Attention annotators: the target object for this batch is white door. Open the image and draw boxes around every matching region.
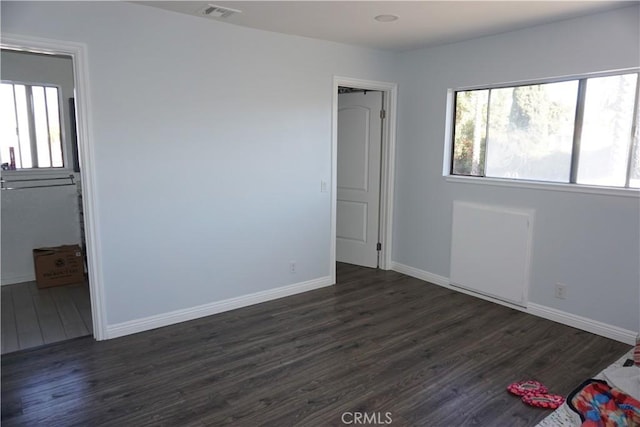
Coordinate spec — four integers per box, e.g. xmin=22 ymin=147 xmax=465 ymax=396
xmin=337 ymin=91 xmax=383 ymax=268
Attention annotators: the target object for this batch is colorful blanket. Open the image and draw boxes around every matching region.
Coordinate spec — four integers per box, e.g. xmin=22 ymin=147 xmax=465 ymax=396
xmin=567 ymin=379 xmax=640 ymax=426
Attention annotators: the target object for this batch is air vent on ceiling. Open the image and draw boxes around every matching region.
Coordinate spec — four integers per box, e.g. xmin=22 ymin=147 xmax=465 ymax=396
xmin=198 ymin=4 xmax=242 ymax=19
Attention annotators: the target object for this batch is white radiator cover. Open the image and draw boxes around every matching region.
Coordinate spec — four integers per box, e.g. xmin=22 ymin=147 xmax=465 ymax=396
xmin=450 ymin=201 xmax=534 ymax=307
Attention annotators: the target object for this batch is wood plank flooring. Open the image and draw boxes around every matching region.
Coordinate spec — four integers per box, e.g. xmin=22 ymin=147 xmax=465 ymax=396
xmin=1 ymin=264 xmax=630 ymax=426
xmin=1 ymin=281 xmax=92 ymax=354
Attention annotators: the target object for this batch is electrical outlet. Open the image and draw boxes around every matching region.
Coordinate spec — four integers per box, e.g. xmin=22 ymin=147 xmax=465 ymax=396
xmin=290 ymin=261 xmax=296 ymax=273
xmin=555 ymin=283 xmax=567 ymax=299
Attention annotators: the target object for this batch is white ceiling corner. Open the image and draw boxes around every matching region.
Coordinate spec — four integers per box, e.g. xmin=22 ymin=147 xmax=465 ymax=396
xmin=136 ymin=1 xmax=635 ymax=52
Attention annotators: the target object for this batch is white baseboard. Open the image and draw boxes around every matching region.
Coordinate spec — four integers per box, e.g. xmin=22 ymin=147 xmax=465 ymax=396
xmin=527 ymin=303 xmax=636 ymax=345
xmin=390 ymin=261 xmax=637 ymax=345
xmin=1 ymin=273 xmax=35 ymax=286
xmin=390 ymin=261 xmax=530 ymax=313
xmin=106 ymin=276 xmax=333 ymax=339
xmin=390 ymin=262 xmax=449 ymax=287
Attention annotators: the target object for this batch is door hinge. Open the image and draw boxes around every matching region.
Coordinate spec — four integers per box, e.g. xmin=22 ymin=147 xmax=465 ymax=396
xmin=376 ymin=242 xmax=382 ymax=251
xmin=380 ymin=109 xmax=386 ymax=119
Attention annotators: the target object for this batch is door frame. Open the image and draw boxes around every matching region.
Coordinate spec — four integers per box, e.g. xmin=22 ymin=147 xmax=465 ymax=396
xmin=2 ymin=33 xmax=107 ymax=340
xmin=331 ymin=76 xmax=398 ymax=282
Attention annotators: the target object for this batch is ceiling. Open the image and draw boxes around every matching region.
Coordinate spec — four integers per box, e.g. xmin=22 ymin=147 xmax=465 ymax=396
xmin=137 ymin=1 xmax=634 ymax=52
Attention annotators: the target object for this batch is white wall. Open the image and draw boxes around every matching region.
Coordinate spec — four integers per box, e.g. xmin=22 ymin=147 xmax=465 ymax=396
xmin=1 ymin=177 xmax=81 ymax=284
xmin=393 ymin=6 xmax=640 ymax=332
xmin=1 ymin=49 xmax=81 ymax=285
xmin=1 ymin=1 xmax=398 ymax=325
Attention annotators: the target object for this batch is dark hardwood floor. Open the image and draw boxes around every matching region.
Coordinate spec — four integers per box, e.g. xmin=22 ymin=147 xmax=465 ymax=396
xmin=1 ymin=263 xmax=630 ymax=426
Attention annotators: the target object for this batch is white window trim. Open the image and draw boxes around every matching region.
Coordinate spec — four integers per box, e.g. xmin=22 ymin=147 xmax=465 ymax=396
xmin=1 ymin=168 xmax=75 ymax=180
xmin=445 ymin=174 xmax=640 ymax=198
xmin=455 ymin=67 xmax=640 ymax=92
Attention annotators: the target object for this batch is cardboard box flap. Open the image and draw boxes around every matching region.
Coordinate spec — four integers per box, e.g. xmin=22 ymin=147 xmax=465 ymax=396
xmin=34 ymin=245 xmax=82 ymax=254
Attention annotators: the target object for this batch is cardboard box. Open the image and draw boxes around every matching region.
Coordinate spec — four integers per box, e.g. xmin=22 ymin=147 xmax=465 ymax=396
xmin=33 ymin=245 xmax=84 ymax=288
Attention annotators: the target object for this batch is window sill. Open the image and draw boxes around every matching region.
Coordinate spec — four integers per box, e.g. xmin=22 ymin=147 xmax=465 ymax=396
xmin=1 ymin=169 xmax=75 ymax=180
xmin=445 ymin=175 xmax=640 ymax=198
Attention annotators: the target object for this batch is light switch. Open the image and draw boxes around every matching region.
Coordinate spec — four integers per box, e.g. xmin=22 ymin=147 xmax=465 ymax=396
xmin=320 ymin=180 xmax=328 ymax=193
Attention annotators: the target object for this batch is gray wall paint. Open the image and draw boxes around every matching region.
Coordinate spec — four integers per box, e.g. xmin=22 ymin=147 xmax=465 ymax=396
xmin=1 ymin=1 xmax=398 ymax=325
xmin=393 ymin=6 xmax=640 ymax=331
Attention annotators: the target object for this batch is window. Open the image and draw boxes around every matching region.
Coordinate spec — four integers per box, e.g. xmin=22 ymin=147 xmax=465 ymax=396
xmin=0 ymin=82 xmax=64 ymax=169
xmin=451 ymin=72 xmax=640 ymax=189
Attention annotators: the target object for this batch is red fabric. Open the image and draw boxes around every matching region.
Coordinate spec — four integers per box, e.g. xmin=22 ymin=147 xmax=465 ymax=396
xmin=568 ymin=379 xmax=640 ymax=427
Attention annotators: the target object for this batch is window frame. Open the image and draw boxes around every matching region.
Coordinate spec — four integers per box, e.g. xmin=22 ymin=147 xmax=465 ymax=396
xmin=445 ymin=68 xmax=640 ymax=194
xmin=1 ymin=79 xmax=69 ymax=173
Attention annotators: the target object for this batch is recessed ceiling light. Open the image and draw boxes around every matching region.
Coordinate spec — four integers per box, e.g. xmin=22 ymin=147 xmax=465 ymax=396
xmin=374 ymin=14 xmax=399 ymax=23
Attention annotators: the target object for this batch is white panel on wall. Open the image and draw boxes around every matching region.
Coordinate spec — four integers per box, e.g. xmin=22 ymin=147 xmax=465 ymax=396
xmin=450 ymin=201 xmax=533 ymax=306
xmin=336 ymin=200 xmax=367 ymax=242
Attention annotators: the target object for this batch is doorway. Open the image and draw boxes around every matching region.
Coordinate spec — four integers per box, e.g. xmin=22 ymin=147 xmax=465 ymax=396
xmin=336 ymin=88 xmax=383 ymax=268
xmin=0 ymin=48 xmax=92 ymax=352
xmin=331 ymin=77 xmax=397 ymax=282
xmin=1 ymin=34 xmax=106 ymax=348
